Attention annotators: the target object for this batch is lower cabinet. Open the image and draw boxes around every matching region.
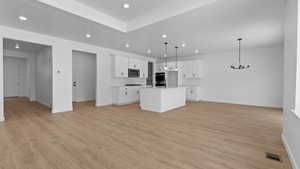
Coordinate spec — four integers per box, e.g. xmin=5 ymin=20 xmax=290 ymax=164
xmin=186 ymin=86 xmax=202 ymax=102
xmin=112 ymin=86 xmax=142 ymax=105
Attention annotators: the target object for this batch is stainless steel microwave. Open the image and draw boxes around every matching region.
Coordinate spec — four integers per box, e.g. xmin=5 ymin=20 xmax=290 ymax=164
xmin=128 ymin=69 xmax=140 ymax=78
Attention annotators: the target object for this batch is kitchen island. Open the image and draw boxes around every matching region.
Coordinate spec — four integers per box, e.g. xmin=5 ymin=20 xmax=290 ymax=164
xmin=140 ymin=87 xmax=186 ymax=113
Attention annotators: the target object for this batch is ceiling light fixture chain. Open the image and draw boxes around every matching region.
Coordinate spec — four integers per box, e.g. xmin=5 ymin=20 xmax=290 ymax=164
xmin=164 ymin=42 xmax=168 ymax=70
xmin=175 ymin=46 xmax=178 ymax=68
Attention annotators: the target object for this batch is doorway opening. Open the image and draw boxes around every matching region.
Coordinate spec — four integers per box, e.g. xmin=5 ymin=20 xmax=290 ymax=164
xmin=72 ymin=50 xmax=97 ymax=110
xmin=3 ymin=38 xmax=53 ymax=121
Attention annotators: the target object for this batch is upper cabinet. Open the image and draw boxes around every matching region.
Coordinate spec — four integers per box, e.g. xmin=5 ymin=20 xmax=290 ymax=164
xmin=156 ymin=62 xmax=179 ymax=72
xmin=182 ymin=59 xmax=204 ymax=79
xmin=129 ymin=58 xmax=140 ymax=69
xmin=114 ymin=55 xmax=148 ymax=78
xmin=166 ymin=62 xmax=178 ymax=71
xmin=156 ymin=62 xmax=165 ymax=72
xmin=114 ymin=55 xmax=129 ymax=78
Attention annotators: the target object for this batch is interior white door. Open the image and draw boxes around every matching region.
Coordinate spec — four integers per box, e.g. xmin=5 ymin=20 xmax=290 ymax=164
xmin=4 ymin=57 xmax=27 ymax=97
xmin=72 ymin=55 xmax=78 ymax=102
xmin=18 ymin=59 xmax=27 ymax=96
xmin=72 ymin=51 xmax=97 ymax=102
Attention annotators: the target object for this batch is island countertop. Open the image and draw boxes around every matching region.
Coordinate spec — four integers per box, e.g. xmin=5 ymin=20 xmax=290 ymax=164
xmin=141 ymin=86 xmax=187 ymax=90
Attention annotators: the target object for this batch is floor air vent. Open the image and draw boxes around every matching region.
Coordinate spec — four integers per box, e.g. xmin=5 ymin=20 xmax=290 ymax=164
xmin=265 ymin=152 xmax=281 ymax=162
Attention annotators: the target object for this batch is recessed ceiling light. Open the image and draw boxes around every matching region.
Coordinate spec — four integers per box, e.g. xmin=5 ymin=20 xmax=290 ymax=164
xmin=147 ymin=49 xmax=152 ymax=54
xmin=15 ymin=43 xmax=20 ymax=49
xmin=123 ymin=3 xmax=130 ymax=9
xmin=195 ymin=49 xmax=200 ymax=54
xmin=162 ymin=34 xmax=167 ymax=39
xmin=85 ymin=34 xmax=91 ymax=38
xmin=125 ymin=43 xmax=131 ymax=48
xmin=18 ymin=16 xmax=27 ymax=21
xmin=182 ymin=43 xmax=187 ymax=48
xmin=163 ymin=54 xmax=167 ymax=57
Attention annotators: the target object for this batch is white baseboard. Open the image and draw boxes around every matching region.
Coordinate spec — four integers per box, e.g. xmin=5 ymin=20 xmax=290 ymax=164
xmin=36 ymin=100 xmax=51 ymax=108
xmin=0 ymin=115 xmax=4 ymax=122
xmin=200 ymin=99 xmax=283 ymax=109
xmin=96 ymin=104 xmax=113 ymax=107
xmin=282 ymin=133 xmax=299 ymax=169
xmin=112 ymin=101 xmax=139 ymax=106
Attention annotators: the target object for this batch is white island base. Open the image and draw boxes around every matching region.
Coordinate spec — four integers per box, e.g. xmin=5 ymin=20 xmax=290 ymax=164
xmin=140 ymin=87 xmax=186 ymax=113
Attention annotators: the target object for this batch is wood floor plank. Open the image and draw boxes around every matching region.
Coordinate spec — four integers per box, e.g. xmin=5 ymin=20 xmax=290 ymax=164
xmin=0 ymin=98 xmax=292 ymax=169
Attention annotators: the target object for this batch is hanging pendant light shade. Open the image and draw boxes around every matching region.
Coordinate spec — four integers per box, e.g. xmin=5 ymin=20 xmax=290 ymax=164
xmin=230 ymin=38 xmax=250 ymax=70
xmin=15 ymin=42 xmax=20 ymax=49
xmin=174 ymin=46 xmax=179 ymax=71
xmin=163 ymin=42 xmax=168 ymax=71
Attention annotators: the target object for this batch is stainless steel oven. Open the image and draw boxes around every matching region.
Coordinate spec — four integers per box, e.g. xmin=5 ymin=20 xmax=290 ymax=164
xmin=155 ymin=72 xmax=166 ymax=87
xmin=128 ymin=69 xmax=140 ymax=78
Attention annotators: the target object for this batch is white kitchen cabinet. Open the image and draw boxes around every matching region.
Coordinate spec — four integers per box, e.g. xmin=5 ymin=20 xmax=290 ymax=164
xmin=182 ymin=60 xmax=204 ymax=79
xmin=112 ymin=86 xmax=142 ymax=105
xmin=166 ymin=62 xmax=178 ymax=71
xmin=186 ymin=86 xmax=202 ymax=102
xmin=114 ymin=55 xmax=128 ymax=78
xmin=114 ymin=55 xmax=149 ymax=78
xmin=156 ymin=62 xmax=165 ymax=72
xmin=140 ymin=60 xmax=148 ymax=78
xmin=156 ymin=62 xmax=179 ymax=72
xmin=182 ymin=60 xmax=193 ymax=78
xmin=129 ymin=58 xmax=140 ymax=69
xmin=192 ymin=60 xmax=204 ymax=78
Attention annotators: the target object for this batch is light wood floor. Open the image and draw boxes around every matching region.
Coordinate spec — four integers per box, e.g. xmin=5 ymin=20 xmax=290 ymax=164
xmin=0 ymin=98 xmax=292 ymax=169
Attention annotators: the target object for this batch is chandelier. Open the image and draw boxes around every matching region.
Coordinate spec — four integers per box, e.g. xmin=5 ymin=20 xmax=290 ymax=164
xmin=230 ymin=38 xmax=250 ymax=70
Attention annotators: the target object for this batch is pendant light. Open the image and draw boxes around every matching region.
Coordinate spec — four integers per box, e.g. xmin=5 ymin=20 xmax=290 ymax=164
xmin=230 ymin=38 xmax=250 ymax=70
xmin=15 ymin=42 xmax=20 ymax=49
xmin=174 ymin=46 xmax=179 ymax=71
xmin=163 ymin=42 xmax=168 ymax=71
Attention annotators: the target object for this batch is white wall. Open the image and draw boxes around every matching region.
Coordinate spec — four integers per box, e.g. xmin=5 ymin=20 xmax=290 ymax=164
xmin=72 ymin=50 xmax=96 ymax=102
xmin=36 ymin=46 xmax=52 ymax=107
xmin=0 ymin=25 xmax=154 ymax=119
xmin=182 ymin=45 xmax=284 ymax=108
xmin=3 ymin=57 xmax=27 ymax=97
xmin=282 ymin=0 xmax=300 ymax=168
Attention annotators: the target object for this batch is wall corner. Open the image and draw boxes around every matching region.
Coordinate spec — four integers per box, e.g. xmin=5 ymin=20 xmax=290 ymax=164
xmin=282 ymin=133 xmax=299 ymax=169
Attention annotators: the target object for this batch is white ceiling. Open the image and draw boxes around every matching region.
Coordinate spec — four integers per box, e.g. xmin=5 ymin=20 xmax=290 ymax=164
xmin=3 ymin=38 xmax=48 ymax=53
xmin=76 ymin=0 xmax=185 ymax=22
xmin=36 ymin=0 xmax=216 ymax=32
xmin=0 ymin=0 xmax=285 ymax=58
